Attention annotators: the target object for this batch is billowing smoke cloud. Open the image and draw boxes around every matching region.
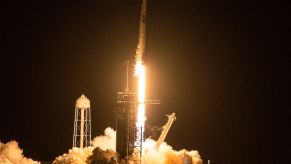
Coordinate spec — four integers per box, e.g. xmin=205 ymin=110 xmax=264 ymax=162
xmin=142 ymin=139 xmax=202 ymax=164
xmin=52 ymin=127 xmax=117 ymax=164
xmin=91 ymin=127 xmax=116 ymax=151
xmin=86 ymin=147 xmax=117 ymax=164
xmin=0 ymin=140 xmax=39 ymax=164
xmin=53 ymin=147 xmax=94 ymax=164
xmin=53 ymin=127 xmax=202 ymax=164
xmin=1 ymin=127 xmax=202 ymax=164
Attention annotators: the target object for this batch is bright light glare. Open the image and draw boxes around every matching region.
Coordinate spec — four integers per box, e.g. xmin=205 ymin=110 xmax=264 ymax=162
xmin=135 ymin=62 xmax=146 ymax=130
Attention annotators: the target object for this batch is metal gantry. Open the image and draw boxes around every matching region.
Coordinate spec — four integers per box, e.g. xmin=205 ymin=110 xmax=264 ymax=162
xmin=116 ymin=91 xmax=141 ymax=163
xmin=116 ymin=90 xmax=159 ymax=164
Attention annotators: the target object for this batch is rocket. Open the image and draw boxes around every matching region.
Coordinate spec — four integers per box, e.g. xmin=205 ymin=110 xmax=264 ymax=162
xmin=135 ymin=0 xmax=147 ymax=64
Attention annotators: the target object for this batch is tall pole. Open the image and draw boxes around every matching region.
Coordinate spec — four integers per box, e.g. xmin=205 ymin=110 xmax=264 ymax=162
xmin=80 ymin=108 xmax=84 ymax=148
xmin=125 ymin=60 xmax=129 ymax=93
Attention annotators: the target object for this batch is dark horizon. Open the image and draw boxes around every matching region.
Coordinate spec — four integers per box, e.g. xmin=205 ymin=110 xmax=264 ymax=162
xmin=1 ymin=0 xmax=288 ymax=163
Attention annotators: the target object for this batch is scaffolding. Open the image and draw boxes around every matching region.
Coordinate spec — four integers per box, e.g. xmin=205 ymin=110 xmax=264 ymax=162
xmin=116 ymin=91 xmax=142 ymax=164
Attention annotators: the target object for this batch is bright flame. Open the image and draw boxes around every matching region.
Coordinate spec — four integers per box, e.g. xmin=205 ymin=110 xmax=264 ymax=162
xmin=135 ymin=61 xmax=146 ymax=133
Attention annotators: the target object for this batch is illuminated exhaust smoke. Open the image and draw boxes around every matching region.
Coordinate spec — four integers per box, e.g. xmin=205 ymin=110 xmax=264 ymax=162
xmin=53 ymin=127 xmax=202 ymax=164
xmin=53 ymin=127 xmax=117 ymax=164
xmin=53 ymin=147 xmax=94 ymax=164
xmin=0 ymin=140 xmax=39 ymax=164
xmin=142 ymin=139 xmax=202 ymax=164
xmin=86 ymin=147 xmax=117 ymax=164
xmin=1 ymin=127 xmax=202 ymax=163
xmin=90 ymin=127 xmax=116 ymax=151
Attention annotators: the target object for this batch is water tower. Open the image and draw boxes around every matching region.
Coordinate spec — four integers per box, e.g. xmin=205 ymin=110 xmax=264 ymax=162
xmin=73 ymin=94 xmax=92 ymax=148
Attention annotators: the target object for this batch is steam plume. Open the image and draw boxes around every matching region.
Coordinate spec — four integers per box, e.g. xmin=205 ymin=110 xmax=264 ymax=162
xmin=52 ymin=147 xmax=94 ymax=164
xmin=52 ymin=127 xmax=116 ymax=164
xmin=91 ymin=127 xmax=116 ymax=151
xmin=53 ymin=127 xmax=202 ymax=164
xmin=142 ymin=139 xmax=202 ymax=164
xmin=0 ymin=140 xmax=39 ymax=164
xmin=86 ymin=147 xmax=117 ymax=164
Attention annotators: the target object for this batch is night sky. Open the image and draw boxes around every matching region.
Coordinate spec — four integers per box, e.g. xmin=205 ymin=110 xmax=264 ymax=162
xmin=1 ymin=0 xmax=288 ymax=163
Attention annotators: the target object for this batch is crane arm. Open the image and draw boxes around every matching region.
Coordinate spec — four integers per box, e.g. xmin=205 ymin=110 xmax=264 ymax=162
xmin=154 ymin=113 xmax=176 ymax=150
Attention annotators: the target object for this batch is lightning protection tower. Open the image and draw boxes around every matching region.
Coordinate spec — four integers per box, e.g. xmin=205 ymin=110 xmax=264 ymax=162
xmin=73 ymin=94 xmax=92 ymax=148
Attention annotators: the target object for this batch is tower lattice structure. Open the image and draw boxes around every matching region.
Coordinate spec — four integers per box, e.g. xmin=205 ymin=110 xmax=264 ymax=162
xmin=116 ymin=91 xmax=143 ymax=163
xmin=73 ymin=94 xmax=92 ymax=148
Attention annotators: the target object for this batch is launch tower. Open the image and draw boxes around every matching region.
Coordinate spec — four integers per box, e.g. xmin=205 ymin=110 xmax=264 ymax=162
xmin=115 ymin=60 xmax=143 ymax=163
xmin=73 ymin=94 xmax=92 ymax=148
xmin=116 ymin=90 xmax=142 ymax=163
xmin=116 ymin=0 xmax=159 ymax=163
